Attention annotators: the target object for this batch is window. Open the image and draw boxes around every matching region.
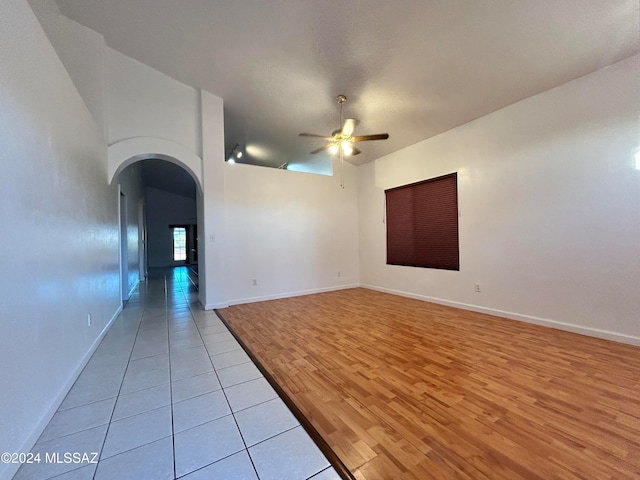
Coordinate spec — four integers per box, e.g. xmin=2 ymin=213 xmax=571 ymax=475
xmin=385 ymin=172 xmax=459 ymax=270
xmin=172 ymin=227 xmax=187 ymax=261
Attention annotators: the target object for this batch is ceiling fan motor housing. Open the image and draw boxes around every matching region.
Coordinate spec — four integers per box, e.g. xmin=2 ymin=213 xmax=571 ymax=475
xmin=298 ymin=93 xmax=388 ymax=157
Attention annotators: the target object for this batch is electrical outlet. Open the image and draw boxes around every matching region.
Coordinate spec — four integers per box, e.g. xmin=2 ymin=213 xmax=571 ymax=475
xmin=87 ymin=314 xmax=92 ymax=326
xmin=474 ymin=283 xmax=481 ymax=293
xmin=252 ymin=279 xmax=257 ymax=286
xmin=209 ymin=234 xmax=215 ymax=243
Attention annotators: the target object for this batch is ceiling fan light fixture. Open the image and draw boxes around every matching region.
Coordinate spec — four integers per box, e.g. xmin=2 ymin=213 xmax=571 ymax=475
xmin=298 ymin=94 xmax=389 ymax=188
xmin=341 ymin=140 xmax=353 ymax=156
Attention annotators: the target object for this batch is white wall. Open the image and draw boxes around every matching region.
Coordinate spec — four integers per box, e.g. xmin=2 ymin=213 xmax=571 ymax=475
xmin=27 ymin=0 xmax=107 ymax=137
xmin=358 ymin=54 xmax=640 ymax=345
xmin=107 ymin=48 xmax=201 ymax=155
xmin=106 ymin=51 xmax=223 ymax=307
xmin=199 ymin=90 xmax=229 ymax=309
xmin=0 ymin=1 xmax=121 ymax=478
xmin=119 ymin=164 xmax=145 ymax=291
xmin=146 ymin=187 xmax=197 ymax=268
xmin=225 ymin=161 xmax=360 ymax=304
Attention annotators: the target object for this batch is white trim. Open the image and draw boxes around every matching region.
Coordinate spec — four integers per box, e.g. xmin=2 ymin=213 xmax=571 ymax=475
xmin=201 ymin=301 xmax=230 ymax=310
xmin=227 ymin=284 xmax=360 ymax=307
xmin=360 ymin=284 xmax=640 ymax=346
xmin=107 ymin=136 xmax=203 ymax=193
xmin=126 ymin=281 xmax=138 ymax=299
xmin=117 ymin=184 xmax=125 ymax=303
xmin=9 ymin=305 xmax=123 ymax=479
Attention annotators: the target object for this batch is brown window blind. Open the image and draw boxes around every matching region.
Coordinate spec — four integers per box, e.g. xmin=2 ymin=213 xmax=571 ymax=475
xmin=385 ymin=172 xmax=459 ymax=270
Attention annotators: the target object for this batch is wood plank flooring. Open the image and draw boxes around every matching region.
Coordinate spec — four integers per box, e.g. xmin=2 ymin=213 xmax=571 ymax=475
xmin=217 ymin=288 xmax=640 ymax=480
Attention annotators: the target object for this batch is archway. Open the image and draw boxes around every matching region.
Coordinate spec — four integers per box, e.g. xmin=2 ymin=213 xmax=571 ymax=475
xmin=109 ymin=137 xmax=203 ymax=193
xmin=109 ymin=137 xmax=205 ymax=305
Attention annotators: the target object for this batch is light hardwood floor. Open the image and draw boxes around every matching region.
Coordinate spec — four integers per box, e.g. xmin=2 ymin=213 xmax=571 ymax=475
xmin=218 ymin=288 xmax=640 ymax=480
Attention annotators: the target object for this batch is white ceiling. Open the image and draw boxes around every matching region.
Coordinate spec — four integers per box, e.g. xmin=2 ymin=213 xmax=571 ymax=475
xmin=56 ymin=0 xmax=640 ymax=171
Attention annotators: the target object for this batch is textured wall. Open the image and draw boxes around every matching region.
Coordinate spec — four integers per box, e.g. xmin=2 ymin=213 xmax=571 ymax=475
xmin=107 ymin=48 xmax=201 ymax=155
xmin=0 ymin=1 xmax=120 ymax=477
xmin=359 ymin=54 xmax=640 ymax=344
xmin=224 ymin=161 xmax=360 ymax=304
xmin=118 ymin=164 xmax=145 ymax=292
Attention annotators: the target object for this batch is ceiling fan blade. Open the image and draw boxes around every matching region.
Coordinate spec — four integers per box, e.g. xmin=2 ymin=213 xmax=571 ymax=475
xmin=351 ymin=146 xmax=362 ymax=156
xmin=299 ymin=133 xmax=333 ymax=140
xmin=310 ymin=145 xmax=331 ymax=154
xmin=352 ymin=133 xmax=389 ymax=142
xmin=342 ymin=118 xmax=358 ymax=137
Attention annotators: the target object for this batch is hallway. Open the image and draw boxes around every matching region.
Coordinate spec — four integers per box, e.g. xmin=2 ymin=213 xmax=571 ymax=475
xmin=14 ymin=268 xmax=338 ymax=480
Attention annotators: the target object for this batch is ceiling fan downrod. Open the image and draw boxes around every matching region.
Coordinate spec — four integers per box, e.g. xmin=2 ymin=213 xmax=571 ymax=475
xmin=337 ymin=95 xmax=347 ymax=189
xmin=337 ymin=95 xmax=347 ymax=140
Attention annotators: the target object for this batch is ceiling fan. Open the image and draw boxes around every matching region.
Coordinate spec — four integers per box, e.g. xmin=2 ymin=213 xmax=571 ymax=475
xmin=299 ymin=95 xmax=389 ymax=187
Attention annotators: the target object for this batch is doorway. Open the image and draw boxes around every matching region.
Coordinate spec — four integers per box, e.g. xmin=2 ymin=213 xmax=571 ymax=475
xmin=114 ymin=153 xmax=202 ymax=303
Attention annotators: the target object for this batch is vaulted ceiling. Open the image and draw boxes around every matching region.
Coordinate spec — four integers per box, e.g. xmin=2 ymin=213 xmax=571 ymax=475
xmin=138 ymin=159 xmax=196 ymax=199
xmin=56 ymin=0 xmax=640 ymax=172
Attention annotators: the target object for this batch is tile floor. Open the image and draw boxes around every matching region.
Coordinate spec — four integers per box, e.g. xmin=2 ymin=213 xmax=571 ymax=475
xmin=14 ymin=267 xmax=340 ymax=480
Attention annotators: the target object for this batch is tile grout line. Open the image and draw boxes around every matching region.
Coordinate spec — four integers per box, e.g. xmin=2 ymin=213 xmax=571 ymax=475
xmin=91 ymin=286 xmax=146 ymax=480
xmin=21 ymin=269 xmax=338 ymax=480
xmin=181 ymin=273 xmax=263 ymax=479
xmin=216 ymin=308 xmax=355 ymax=480
xmin=165 ymin=273 xmax=179 ymax=480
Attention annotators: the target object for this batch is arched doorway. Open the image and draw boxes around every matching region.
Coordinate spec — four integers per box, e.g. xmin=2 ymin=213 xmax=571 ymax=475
xmin=109 ymin=137 xmax=204 ymax=305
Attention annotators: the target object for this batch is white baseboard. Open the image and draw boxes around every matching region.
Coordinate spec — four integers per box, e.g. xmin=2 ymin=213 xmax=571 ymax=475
xmin=361 ymin=284 xmax=640 ymax=346
xmin=201 ymin=301 xmax=230 ymax=310
xmin=227 ymin=283 xmax=361 ymax=307
xmin=127 ymin=282 xmax=138 ymax=299
xmin=7 ymin=304 xmax=123 ymax=480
